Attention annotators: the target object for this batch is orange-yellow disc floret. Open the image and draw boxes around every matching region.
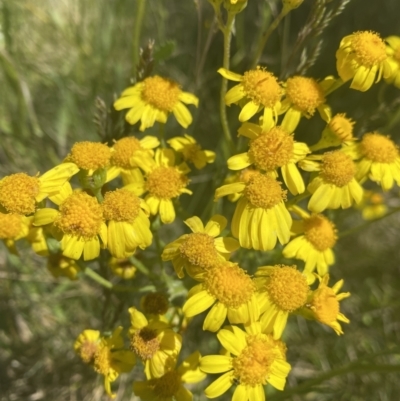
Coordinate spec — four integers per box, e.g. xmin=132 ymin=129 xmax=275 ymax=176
xmin=351 ymin=31 xmax=387 ymax=67
xmin=130 ymin=328 xmax=160 ymax=360
xmin=111 ymin=137 xmax=142 ymax=169
xmin=360 ymin=132 xmax=398 ymax=163
xmin=304 ymin=214 xmax=337 ymax=251
xmin=0 ymin=173 xmax=40 ymax=215
xmin=146 ymin=167 xmax=188 ymax=199
xmin=179 ymin=232 xmax=219 ymax=269
xmin=0 ymin=213 xmax=23 ymax=239
xmin=321 ymin=151 xmax=355 ymax=187
xmin=141 ymin=76 xmax=181 ymax=112
xmin=102 ymin=189 xmax=141 ymax=223
xmin=70 ymin=142 xmax=111 ymax=171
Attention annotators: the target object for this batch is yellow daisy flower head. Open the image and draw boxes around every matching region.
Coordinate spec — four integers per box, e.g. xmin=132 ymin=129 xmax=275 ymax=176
xmin=33 ymin=183 xmax=107 ymax=261
xmin=385 ymin=36 xmax=400 ymax=88
xmin=74 ymin=329 xmax=101 ymax=364
xmin=128 ymin=307 xmax=182 ymax=379
xmin=108 ymin=135 xmax=160 ymax=185
xmin=162 ymin=215 xmax=239 ymax=280
xmin=283 ymin=207 xmax=337 ymax=281
xmin=140 ymin=292 xmax=170 ymax=316
xmin=102 ymin=188 xmax=152 ymax=258
xmin=183 ymin=261 xmax=259 ymax=332
xmin=311 ymin=113 xmax=356 ymax=151
xmin=200 ymin=324 xmax=291 ymax=399
xmin=355 ymin=132 xmax=400 ymax=190
xmin=215 ymin=171 xmax=292 ymax=251
xmin=223 ymin=167 xmax=259 ymax=202
xmin=255 ymin=265 xmax=309 ymax=339
xmin=0 ymin=164 xmax=79 ymax=216
xmin=114 ymin=75 xmax=199 ymax=131
xmin=0 ymin=212 xmax=30 ymax=254
xmin=133 ymin=351 xmax=206 ymax=401
xmin=301 ymin=274 xmax=350 ymax=335
xmin=218 ymin=66 xmax=283 ymax=131
xmin=109 ymin=257 xmax=137 ymax=280
xmin=92 ymin=326 xmax=136 ymax=398
xmin=66 ymin=141 xmax=111 ymax=176
xmin=280 ymin=75 xmax=332 ymax=133
xmin=336 ymin=31 xmax=393 ymax=92
xmin=228 ymin=122 xmax=310 ymax=195
xmin=358 ymin=190 xmax=387 ymax=221
xmin=132 ymin=148 xmax=192 ymax=224
xmin=47 ymin=252 xmax=81 ymax=280
xmin=167 ymin=134 xmax=216 ymax=169
xmin=303 ymin=150 xmax=363 ymax=213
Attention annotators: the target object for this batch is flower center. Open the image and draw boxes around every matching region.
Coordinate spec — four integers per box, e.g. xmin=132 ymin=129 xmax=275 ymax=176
xmin=102 ymin=189 xmax=141 ymax=222
xmin=181 ymin=143 xmax=201 ymax=162
xmin=351 ymin=31 xmax=387 ymax=67
xmin=232 ymin=334 xmax=278 ymax=386
xmin=151 ymin=371 xmax=181 ymax=398
xmin=0 ymin=213 xmax=23 ymax=239
xmin=266 ymin=266 xmax=309 ymax=312
xmin=304 ymin=214 xmax=337 ymax=251
xmin=70 ymin=142 xmax=111 ymax=171
xmin=311 ymin=286 xmax=339 ymax=324
xmin=0 ymin=173 xmax=40 ymax=215
xmin=328 ymin=114 xmax=355 ymax=141
xmin=79 ymin=339 xmax=99 ymax=364
xmin=141 ymin=292 xmax=169 ymax=315
xmin=111 ymin=137 xmax=142 ymax=169
xmin=360 ymin=132 xmax=398 ymax=163
xmin=141 ymin=76 xmax=181 ymax=112
xmin=204 ymin=262 xmax=255 ymax=308
xmin=249 ymin=126 xmax=294 ymax=171
xmin=244 ymin=173 xmax=286 ymax=209
xmin=321 ymin=151 xmax=355 ymax=187
xmin=55 ymin=192 xmax=103 ymax=239
xmin=286 ymin=76 xmax=325 ymax=115
xmin=146 ymin=166 xmax=188 ymax=199
xmin=179 ymin=232 xmax=219 ymax=269
xmin=94 ymin=344 xmax=112 ymax=376
xmin=239 ymin=168 xmax=259 ymax=183
xmin=241 ymin=67 xmax=282 ymax=107
xmin=130 ymin=327 xmax=160 ymax=360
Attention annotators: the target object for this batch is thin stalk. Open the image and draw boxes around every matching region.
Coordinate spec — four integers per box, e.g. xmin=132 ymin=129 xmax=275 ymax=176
xmin=339 ymin=206 xmax=400 ymax=238
xmin=84 ymin=267 xmax=113 ymax=289
xmin=251 ymin=7 xmax=289 ymax=69
xmin=220 ymin=12 xmax=236 ymax=156
xmin=132 ymin=0 xmax=146 ymax=76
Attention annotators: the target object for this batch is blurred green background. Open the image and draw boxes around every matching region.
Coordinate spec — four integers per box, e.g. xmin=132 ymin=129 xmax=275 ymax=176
xmin=1 ymin=0 xmax=400 ymax=400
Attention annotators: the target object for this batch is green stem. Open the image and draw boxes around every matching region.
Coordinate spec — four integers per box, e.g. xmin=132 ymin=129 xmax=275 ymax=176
xmin=251 ymin=7 xmax=289 ymax=69
xmin=132 ymin=0 xmax=146 ymax=76
xmin=339 ymin=206 xmax=400 ymax=238
xmin=220 ymin=12 xmax=235 ymax=156
xmin=84 ymin=267 xmax=113 ymax=289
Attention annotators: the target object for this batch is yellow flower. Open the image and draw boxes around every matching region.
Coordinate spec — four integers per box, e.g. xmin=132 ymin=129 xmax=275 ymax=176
xmin=167 ymin=134 xmax=216 ymax=169
xmin=301 ymin=150 xmax=363 ymax=212
xmin=102 ymin=188 xmax=152 ymax=258
xmin=215 ymin=172 xmax=292 ymax=251
xmin=128 ymin=307 xmax=182 ymax=379
xmin=200 ymin=323 xmax=290 ymax=399
xmin=133 ymin=351 xmax=206 ymax=401
xmin=47 ymin=253 xmax=81 ymax=280
xmin=280 ymin=75 xmax=332 ymax=133
xmin=183 ymin=261 xmax=259 ymax=332
xmin=310 ymin=113 xmax=356 ymax=151
xmin=355 ymin=132 xmax=400 ymax=190
xmin=255 ymin=265 xmax=309 ymax=339
xmin=108 ymin=136 xmax=160 ymax=184
xmin=66 ymin=141 xmax=111 ymax=176
xmin=227 ymin=123 xmax=310 ymax=195
xmin=358 ymin=190 xmax=387 ymax=221
xmin=223 ymin=168 xmax=259 ymax=202
xmin=162 ymin=215 xmax=239 ymax=279
xmin=218 ymin=66 xmax=283 ymax=131
xmin=109 ymin=257 xmax=137 ymax=280
xmin=132 ymin=149 xmax=192 ymax=224
xmin=300 ymin=274 xmax=350 ymax=335
xmin=0 ymin=212 xmax=30 ymax=254
xmin=114 ymin=75 xmax=199 ymax=131
xmin=283 ymin=207 xmax=337 ymax=281
xmin=0 ymin=164 xmax=79 ymax=216
xmin=385 ymin=36 xmax=400 ymax=88
xmin=74 ymin=329 xmax=101 ymax=365
xmin=33 ymin=183 xmax=107 ymax=261
xmin=92 ymin=326 xmax=136 ymax=398
xmin=336 ymin=31 xmax=393 ymax=92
